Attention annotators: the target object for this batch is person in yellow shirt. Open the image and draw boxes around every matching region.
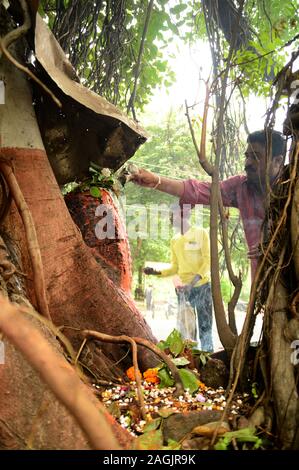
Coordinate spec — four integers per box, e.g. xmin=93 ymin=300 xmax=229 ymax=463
xmin=144 ymin=204 xmax=213 ymax=352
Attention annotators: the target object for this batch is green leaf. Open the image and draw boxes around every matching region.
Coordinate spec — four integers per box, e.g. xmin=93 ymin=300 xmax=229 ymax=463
xmin=170 ymin=4 xmax=188 ymax=15
xmin=158 ymin=367 xmax=175 ymax=388
xmin=134 ymin=429 xmax=163 ymax=450
xmin=156 ymin=340 xmax=168 ymax=350
xmin=214 ymin=428 xmax=262 ymax=450
xmin=166 ymin=329 xmax=184 ymax=357
xmin=172 ymin=357 xmax=190 ymax=367
xmin=178 ymin=368 xmax=199 ymax=394
xmin=90 ymin=186 xmax=101 ymax=198
xmin=162 ymin=438 xmax=181 ymax=450
xmin=200 ymin=353 xmax=208 ymax=366
xmin=107 ymin=401 xmax=121 ymax=419
xmin=158 ymin=408 xmax=177 ymax=418
xmin=165 ymin=17 xmax=180 ymax=36
xmin=142 ymin=417 xmax=162 ymax=433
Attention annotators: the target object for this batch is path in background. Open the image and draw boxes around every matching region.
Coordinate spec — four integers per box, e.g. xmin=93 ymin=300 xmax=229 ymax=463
xmin=135 ymin=299 xmax=262 ymax=351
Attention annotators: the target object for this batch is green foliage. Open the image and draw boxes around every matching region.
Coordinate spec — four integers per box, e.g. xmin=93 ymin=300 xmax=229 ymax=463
xmin=133 ymin=428 xmax=180 ymax=450
xmin=142 ymin=417 xmax=162 ymax=432
xmin=40 ymin=0 xmax=299 ymax=113
xmin=157 ymin=328 xmax=184 ymax=357
xmin=172 ymin=357 xmax=190 ymax=367
xmin=40 ymin=0 xmax=194 ymax=112
xmin=229 ymin=0 xmax=299 ymax=97
xmin=133 ymin=428 xmax=164 ymax=450
xmin=167 ymin=329 xmax=185 ymax=357
xmin=251 ymin=382 xmax=259 ymax=399
xmin=157 ymin=367 xmax=175 ymax=388
xmin=214 ymin=427 xmax=263 ymax=450
xmin=157 ymin=329 xmax=200 ymax=393
xmin=64 ymin=166 xmax=117 ymax=198
xmin=178 ymin=368 xmax=199 ymax=394
xmin=190 ymin=348 xmax=210 ymax=367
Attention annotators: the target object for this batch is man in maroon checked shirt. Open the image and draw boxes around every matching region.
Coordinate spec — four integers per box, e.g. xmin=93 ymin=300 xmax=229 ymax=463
xmin=131 ymin=130 xmax=286 ymax=279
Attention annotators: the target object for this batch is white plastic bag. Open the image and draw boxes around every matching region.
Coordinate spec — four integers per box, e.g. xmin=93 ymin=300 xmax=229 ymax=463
xmin=177 ymin=291 xmax=197 ymax=341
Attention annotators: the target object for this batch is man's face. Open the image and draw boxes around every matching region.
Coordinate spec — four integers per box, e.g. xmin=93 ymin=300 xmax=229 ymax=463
xmin=244 ymin=141 xmax=282 ymax=187
xmin=170 ymin=210 xmax=182 ymax=230
xmin=170 ymin=208 xmax=189 ymax=232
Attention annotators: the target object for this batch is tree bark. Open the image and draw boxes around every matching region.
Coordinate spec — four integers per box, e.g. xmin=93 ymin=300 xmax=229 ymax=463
xmin=269 ymin=281 xmax=298 ymax=449
xmin=291 ymin=176 xmax=299 ymax=282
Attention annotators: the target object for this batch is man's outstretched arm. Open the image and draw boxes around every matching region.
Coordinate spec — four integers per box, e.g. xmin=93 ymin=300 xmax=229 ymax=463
xmin=130 ymin=167 xmax=241 ymax=207
xmin=130 ymin=168 xmax=184 ymax=197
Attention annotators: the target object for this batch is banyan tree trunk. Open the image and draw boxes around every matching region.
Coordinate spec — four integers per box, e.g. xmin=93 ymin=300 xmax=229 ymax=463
xmin=0 ymin=9 xmax=157 ymax=374
xmin=269 ymin=281 xmax=298 ymax=448
xmin=65 ymin=189 xmax=132 ymax=294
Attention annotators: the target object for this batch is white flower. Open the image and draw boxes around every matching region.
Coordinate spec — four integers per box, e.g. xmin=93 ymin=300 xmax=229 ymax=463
xmin=101 ymin=168 xmax=111 ymax=177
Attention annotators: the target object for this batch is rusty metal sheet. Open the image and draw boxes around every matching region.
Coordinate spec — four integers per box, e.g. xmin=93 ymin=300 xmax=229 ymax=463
xmin=33 ymin=14 xmax=147 ymax=184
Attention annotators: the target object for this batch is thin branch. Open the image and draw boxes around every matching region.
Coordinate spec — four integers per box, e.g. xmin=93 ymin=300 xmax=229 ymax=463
xmin=82 ymin=330 xmax=185 ymax=397
xmin=218 ymin=197 xmax=242 ymax=335
xmin=185 ymin=81 xmax=214 ymax=176
xmin=81 ymin=330 xmax=146 ymax=420
xmin=185 ymin=80 xmax=237 ymax=349
xmin=208 ymin=0 xmax=247 ymax=356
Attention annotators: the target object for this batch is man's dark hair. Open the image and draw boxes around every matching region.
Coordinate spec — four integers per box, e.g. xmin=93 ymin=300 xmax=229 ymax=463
xmin=247 ymin=130 xmax=286 ymax=157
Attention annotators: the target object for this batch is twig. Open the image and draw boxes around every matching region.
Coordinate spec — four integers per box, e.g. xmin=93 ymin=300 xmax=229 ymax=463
xmin=81 ymin=330 xmax=185 ymax=397
xmin=0 ymin=162 xmax=51 ymax=321
xmin=0 ymin=295 xmax=121 ymax=450
xmin=218 ymin=197 xmax=242 ymax=335
xmin=131 ymin=336 xmax=185 ymax=397
xmin=185 ymin=82 xmax=213 ymax=176
xmin=75 ymin=338 xmax=87 ymax=366
xmin=82 ymin=330 xmax=147 ymax=420
xmin=185 ymin=79 xmax=237 ymax=350
xmin=0 ymin=0 xmax=61 ymax=108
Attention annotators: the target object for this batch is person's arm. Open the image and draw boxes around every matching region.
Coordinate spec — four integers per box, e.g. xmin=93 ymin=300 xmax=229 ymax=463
xmin=179 ymin=175 xmax=242 ymax=208
xmin=131 ymin=168 xmax=242 ymax=207
xmin=130 ymin=168 xmax=184 ymax=197
xmin=159 ymin=241 xmax=178 ymax=278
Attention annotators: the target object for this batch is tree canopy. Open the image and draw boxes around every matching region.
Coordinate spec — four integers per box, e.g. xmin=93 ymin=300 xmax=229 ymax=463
xmin=39 ymin=0 xmax=299 ymax=116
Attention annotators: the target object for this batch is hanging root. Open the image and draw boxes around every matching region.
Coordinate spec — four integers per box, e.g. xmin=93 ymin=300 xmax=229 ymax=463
xmin=0 ymin=161 xmax=51 ymax=321
xmin=0 ymin=0 xmax=61 ymax=108
xmin=0 ymin=236 xmax=16 ymax=281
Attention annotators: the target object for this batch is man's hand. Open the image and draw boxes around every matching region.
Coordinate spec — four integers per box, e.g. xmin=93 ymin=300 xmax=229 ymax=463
xmin=129 ymin=167 xmax=184 ymax=197
xmin=129 ymin=168 xmax=160 ymax=188
xmin=190 ymin=274 xmax=201 ymax=287
xmin=143 ymin=267 xmax=161 ymax=275
xmin=176 ymin=284 xmax=192 ymax=295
